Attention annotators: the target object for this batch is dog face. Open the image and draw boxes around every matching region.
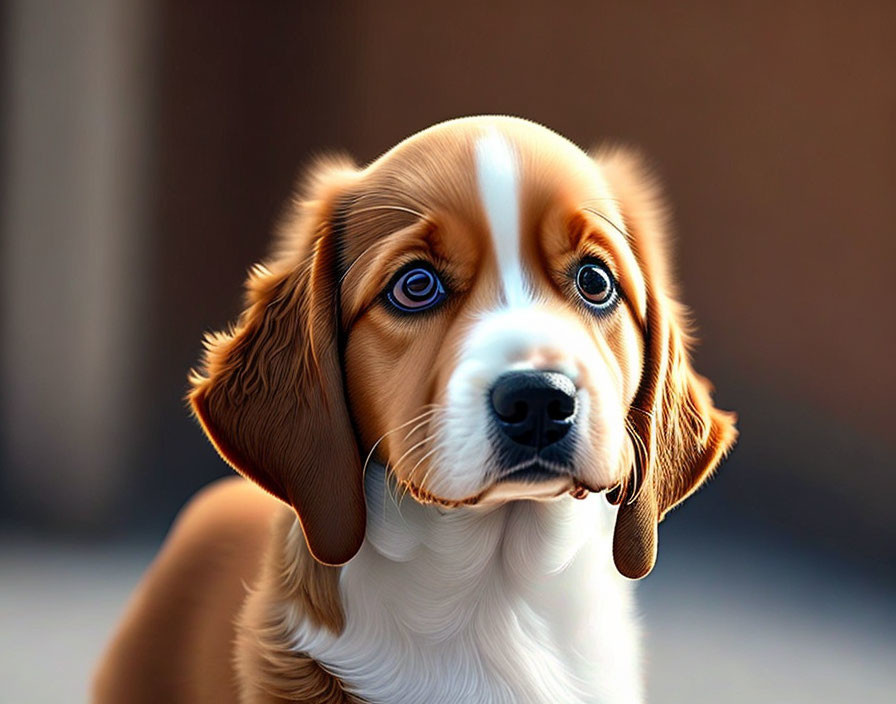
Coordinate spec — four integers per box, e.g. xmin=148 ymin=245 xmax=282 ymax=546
xmin=341 ymin=125 xmax=647 ymax=507
xmin=190 ymin=116 xmax=736 ymax=578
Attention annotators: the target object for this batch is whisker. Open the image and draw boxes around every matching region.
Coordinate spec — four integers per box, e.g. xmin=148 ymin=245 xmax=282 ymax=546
xmin=409 ymin=446 xmax=440 ymax=497
xmin=383 ymin=463 xmax=408 ymax=520
xmin=628 ymin=405 xmax=655 ymax=421
xmin=401 ymin=414 xmax=436 ymax=442
xmin=372 ymin=404 xmax=442 ymax=513
xmin=339 ymin=238 xmax=386 ymax=286
xmin=361 ymin=407 xmax=440 ymax=480
xmin=581 ymin=206 xmax=629 ymax=240
xmin=392 ymin=438 xmax=436 ymax=510
xmin=390 ymin=435 xmax=434 ymax=480
xmin=410 ymin=445 xmax=439 ymax=483
xmin=352 ymin=204 xmax=428 ymax=220
xmin=338 ymin=204 xmax=431 ymax=285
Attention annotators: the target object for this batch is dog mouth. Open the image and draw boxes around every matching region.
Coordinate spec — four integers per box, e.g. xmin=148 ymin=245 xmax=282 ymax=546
xmin=393 ymin=457 xmax=597 ymax=508
xmin=384 ymin=436 xmax=600 ymax=507
xmin=493 ymin=456 xmax=596 ymax=502
xmin=497 ymin=455 xmax=573 ymax=483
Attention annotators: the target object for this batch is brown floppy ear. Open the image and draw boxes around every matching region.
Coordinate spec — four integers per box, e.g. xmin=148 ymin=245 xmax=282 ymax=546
xmin=188 ymin=158 xmax=366 ymax=566
xmin=597 ymin=148 xmax=738 ymax=579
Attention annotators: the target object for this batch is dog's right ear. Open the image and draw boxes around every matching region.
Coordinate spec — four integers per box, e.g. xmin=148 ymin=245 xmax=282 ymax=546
xmin=188 ymin=157 xmax=366 ymax=566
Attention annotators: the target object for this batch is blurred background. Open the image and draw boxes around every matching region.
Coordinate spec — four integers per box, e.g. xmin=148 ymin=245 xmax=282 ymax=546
xmin=2 ymin=1 xmax=894 ymax=702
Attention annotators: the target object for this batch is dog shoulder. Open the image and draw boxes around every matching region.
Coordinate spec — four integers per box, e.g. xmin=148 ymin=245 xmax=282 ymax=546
xmin=92 ymin=477 xmax=284 ymax=703
xmin=233 ymin=496 xmax=357 ymax=703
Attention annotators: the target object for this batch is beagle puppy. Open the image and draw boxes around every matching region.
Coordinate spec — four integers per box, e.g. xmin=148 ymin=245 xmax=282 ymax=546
xmin=94 ymin=116 xmax=736 ymax=704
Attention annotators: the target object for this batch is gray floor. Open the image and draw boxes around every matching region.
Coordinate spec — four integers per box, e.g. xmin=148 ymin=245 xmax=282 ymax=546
xmin=1 ymin=530 xmax=894 ymax=703
xmin=638 ymin=532 xmax=895 ymax=703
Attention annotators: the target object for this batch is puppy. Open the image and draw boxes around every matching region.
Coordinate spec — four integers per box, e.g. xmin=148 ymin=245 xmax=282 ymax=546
xmin=94 ymin=116 xmax=736 ymax=704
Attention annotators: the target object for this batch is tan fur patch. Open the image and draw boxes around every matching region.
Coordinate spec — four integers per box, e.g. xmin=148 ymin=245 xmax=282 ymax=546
xmin=234 ymin=506 xmax=363 ymax=703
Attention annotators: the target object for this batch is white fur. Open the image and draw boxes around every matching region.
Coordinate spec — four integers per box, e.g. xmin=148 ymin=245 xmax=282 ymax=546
xmin=474 ymin=130 xmax=531 ymax=307
xmin=284 ymin=465 xmax=642 ymax=704
xmin=430 ymin=129 xmax=628 ymax=505
xmin=430 ymin=307 xmax=628 ymax=500
xmin=280 ymin=127 xmax=640 ymax=703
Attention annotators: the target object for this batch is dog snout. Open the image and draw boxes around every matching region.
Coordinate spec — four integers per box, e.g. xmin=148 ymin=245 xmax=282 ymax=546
xmin=490 ymin=371 xmax=577 ymax=450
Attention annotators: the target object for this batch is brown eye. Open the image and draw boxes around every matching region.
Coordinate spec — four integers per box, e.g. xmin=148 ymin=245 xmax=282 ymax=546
xmin=387 ymin=265 xmax=446 ymax=312
xmin=575 ymin=261 xmax=616 ymax=308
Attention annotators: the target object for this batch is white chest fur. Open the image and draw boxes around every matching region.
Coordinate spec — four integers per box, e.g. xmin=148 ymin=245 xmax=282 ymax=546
xmin=285 ymin=467 xmax=643 ymax=704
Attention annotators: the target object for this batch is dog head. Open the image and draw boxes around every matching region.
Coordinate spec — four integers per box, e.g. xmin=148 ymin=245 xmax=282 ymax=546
xmin=189 ymin=116 xmax=736 ymax=578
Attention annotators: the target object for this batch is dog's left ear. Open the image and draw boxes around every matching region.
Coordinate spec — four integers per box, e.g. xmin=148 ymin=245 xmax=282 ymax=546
xmin=596 ymin=148 xmax=738 ymax=579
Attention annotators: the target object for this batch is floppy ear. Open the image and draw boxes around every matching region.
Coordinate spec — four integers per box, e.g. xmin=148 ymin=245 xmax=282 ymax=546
xmin=597 ymin=148 xmax=737 ymax=579
xmin=188 ymin=158 xmax=366 ymax=566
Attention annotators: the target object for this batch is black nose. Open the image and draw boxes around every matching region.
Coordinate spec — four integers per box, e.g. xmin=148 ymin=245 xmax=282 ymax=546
xmin=490 ymin=371 xmax=577 ymax=450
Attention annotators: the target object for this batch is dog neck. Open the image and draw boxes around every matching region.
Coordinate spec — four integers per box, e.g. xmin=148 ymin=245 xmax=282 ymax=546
xmin=276 ymin=463 xmax=642 ymax=703
xmin=365 ymin=463 xmax=603 ymax=578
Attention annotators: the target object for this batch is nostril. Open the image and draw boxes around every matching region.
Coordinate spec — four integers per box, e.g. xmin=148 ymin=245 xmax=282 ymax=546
xmin=498 ymin=400 xmax=528 ymax=424
xmin=546 ymin=397 xmax=575 ymax=421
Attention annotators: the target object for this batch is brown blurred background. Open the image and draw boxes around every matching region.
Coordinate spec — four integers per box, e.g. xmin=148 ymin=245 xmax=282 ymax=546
xmin=2 ymin=1 xmax=894 ymax=702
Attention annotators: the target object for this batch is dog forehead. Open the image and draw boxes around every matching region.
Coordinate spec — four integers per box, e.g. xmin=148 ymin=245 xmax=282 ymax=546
xmin=338 ymin=117 xmax=624 ymax=289
xmin=366 ymin=116 xmax=606 ymax=205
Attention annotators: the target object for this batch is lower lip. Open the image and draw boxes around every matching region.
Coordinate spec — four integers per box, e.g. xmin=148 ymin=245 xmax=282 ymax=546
xmin=500 ymin=463 xmax=568 ymax=483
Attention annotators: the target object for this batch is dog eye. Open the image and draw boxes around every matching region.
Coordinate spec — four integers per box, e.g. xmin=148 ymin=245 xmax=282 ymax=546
xmin=575 ymin=261 xmax=616 ymax=308
xmin=387 ymin=265 xmax=446 ymax=313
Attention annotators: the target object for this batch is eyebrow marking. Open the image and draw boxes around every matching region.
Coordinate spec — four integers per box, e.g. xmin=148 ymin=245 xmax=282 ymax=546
xmin=474 ymin=129 xmax=530 ymax=307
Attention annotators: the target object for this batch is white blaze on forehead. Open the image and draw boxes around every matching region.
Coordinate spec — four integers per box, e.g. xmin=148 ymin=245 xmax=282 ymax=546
xmin=474 ymin=130 xmax=531 ymax=307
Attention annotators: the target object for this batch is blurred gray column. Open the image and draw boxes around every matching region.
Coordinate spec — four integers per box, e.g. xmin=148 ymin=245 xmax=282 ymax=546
xmin=2 ymin=0 xmax=155 ymax=528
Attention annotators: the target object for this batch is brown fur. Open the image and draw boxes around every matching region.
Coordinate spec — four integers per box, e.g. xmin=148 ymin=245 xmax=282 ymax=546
xmin=93 ymin=478 xmax=355 ymax=703
xmin=596 ymin=148 xmax=738 ymax=577
xmin=95 ymin=116 xmax=735 ymax=701
xmin=234 ymin=509 xmax=362 ymax=703
xmin=189 ymin=157 xmax=367 ymax=567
